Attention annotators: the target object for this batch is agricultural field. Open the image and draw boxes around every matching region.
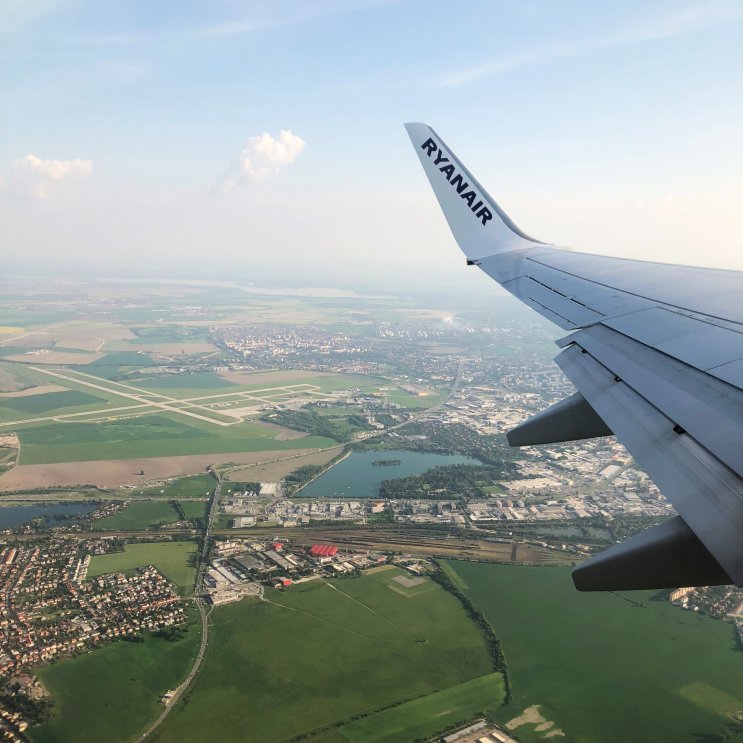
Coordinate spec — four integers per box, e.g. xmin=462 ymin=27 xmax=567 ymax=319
xmin=444 ymin=561 xmax=743 ymax=743
xmin=71 ymin=351 xmax=157 ymax=380
xmin=0 ymin=390 xmax=103 ymax=418
xmin=88 ymin=542 xmax=197 ymax=589
xmin=29 ymin=612 xmax=201 ymax=743
xmin=340 ymin=672 xmax=505 ymax=743
xmin=153 ymin=568 xmax=496 ymax=743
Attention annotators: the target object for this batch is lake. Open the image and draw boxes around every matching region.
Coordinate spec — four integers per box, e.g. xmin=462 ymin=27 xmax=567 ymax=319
xmin=298 ymin=449 xmax=479 ymax=499
xmin=0 ymin=502 xmax=98 ymax=530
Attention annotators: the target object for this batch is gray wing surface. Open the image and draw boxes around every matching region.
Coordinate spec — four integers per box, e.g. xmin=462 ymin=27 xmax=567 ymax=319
xmin=405 ymin=122 xmax=743 ymax=591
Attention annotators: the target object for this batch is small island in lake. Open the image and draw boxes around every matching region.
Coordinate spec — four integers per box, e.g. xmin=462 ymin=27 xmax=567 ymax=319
xmin=371 ymin=458 xmax=403 ymax=467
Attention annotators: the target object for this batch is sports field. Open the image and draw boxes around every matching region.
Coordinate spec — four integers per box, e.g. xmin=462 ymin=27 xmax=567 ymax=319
xmin=340 ymin=672 xmax=505 ymax=743
xmin=153 ymin=568 xmax=495 ymax=743
xmin=30 ymin=612 xmax=201 ymax=743
xmin=88 ymin=542 xmax=196 ymax=588
xmin=444 ymin=562 xmax=743 ymax=743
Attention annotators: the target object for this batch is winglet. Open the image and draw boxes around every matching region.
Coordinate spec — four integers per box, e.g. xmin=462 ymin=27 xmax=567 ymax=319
xmin=404 ymin=122 xmax=544 ymax=262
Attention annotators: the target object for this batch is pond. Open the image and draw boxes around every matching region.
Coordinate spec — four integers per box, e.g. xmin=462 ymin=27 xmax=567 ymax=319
xmin=298 ymin=449 xmax=480 ymax=499
xmin=0 ymin=502 xmax=98 ymax=530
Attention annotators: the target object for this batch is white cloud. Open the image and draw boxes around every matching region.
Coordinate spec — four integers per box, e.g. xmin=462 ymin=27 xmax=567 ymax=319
xmin=10 ymin=154 xmax=93 ymax=198
xmin=217 ymin=130 xmax=305 ymax=191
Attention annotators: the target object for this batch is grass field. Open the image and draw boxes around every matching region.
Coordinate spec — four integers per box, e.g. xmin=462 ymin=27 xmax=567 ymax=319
xmin=88 ymin=542 xmax=196 ymax=588
xmin=30 ymin=612 xmax=201 ymax=743
xmin=135 ymin=371 xmax=378 ymax=399
xmin=71 ymin=351 xmax=157 ymax=379
xmin=179 ymin=500 xmax=207 ymax=521
xmin=383 ymin=387 xmax=448 ymax=409
xmin=444 ymin=562 xmax=743 ymax=743
xmin=15 ymin=413 xmax=333 ymax=465
xmin=95 ymin=501 xmax=191 ymax=530
xmin=0 ymin=389 xmax=103 ymax=416
xmin=152 ymin=568 xmax=494 ymax=743
xmin=340 ymin=672 xmax=505 ymax=743
xmin=136 ymin=372 xmax=236 ymax=391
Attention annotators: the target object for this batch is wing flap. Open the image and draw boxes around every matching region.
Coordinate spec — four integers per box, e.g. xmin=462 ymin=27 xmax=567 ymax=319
xmin=572 ymin=515 xmax=732 ymax=591
xmin=604 ymin=308 xmax=743 ymax=371
xmin=567 ymin=324 xmax=743 ymax=479
xmin=557 ymin=342 xmax=743 ymax=584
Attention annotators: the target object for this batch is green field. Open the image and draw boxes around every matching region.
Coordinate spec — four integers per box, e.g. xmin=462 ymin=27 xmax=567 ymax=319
xmin=136 ymin=372 xmax=236 ymax=391
xmin=88 ymin=542 xmax=196 ymax=588
xmin=15 ymin=413 xmax=333 ymax=465
xmin=95 ymin=501 xmax=197 ymax=530
xmin=383 ymin=387 xmax=448 ymax=409
xmin=19 ymin=415 xmax=201 ymax=448
xmin=444 ymin=562 xmax=743 ymax=743
xmin=0 ymin=389 xmax=103 ymax=416
xmin=71 ymin=351 xmax=158 ymax=379
xmin=30 ymin=612 xmax=200 ymax=743
xmin=340 ymin=672 xmax=505 ymax=743
xmin=153 ymin=568 xmax=494 ymax=743
xmin=130 ymin=325 xmax=211 ymax=342
xmin=133 ymin=371 xmax=384 ymax=399
xmin=179 ymin=501 xmax=207 ymax=521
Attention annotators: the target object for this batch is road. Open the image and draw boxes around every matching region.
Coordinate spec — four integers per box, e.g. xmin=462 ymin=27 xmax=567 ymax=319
xmin=137 ymin=365 xmax=467 ymax=740
xmin=351 ymin=359 xmax=464 ymax=444
xmin=138 ymin=474 xmax=222 ymax=741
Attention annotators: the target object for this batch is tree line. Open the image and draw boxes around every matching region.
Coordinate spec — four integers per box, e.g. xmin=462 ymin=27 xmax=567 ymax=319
xmin=431 ymin=562 xmax=512 ymax=704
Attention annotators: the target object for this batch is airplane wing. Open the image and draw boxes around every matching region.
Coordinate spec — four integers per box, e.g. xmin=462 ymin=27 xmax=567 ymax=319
xmin=405 ymin=122 xmax=743 ymax=591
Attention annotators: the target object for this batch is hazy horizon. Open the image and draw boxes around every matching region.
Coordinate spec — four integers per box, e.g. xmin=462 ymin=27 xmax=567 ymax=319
xmin=2 ymin=1 xmax=742 ymax=282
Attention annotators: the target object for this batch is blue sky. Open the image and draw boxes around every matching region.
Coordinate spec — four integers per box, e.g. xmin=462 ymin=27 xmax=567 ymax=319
xmin=1 ymin=0 xmax=741 ymax=286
